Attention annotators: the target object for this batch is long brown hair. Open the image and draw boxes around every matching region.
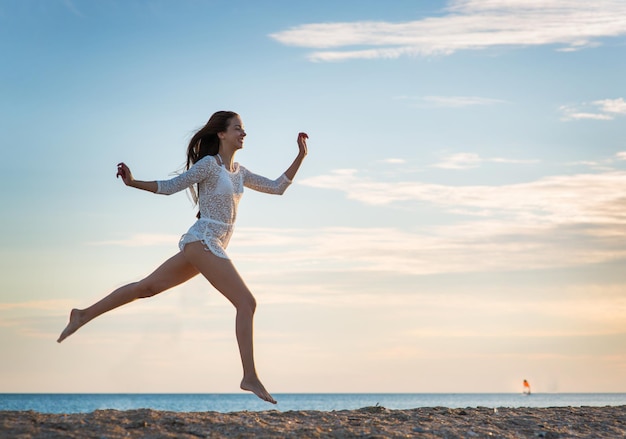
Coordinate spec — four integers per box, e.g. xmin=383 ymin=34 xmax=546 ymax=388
xmin=186 ymin=111 xmax=238 ymax=170
xmin=186 ymin=111 xmax=238 ymax=218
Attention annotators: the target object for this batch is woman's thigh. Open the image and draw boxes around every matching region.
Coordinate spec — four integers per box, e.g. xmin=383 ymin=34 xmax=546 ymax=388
xmin=182 ymin=242 xmax=254 ymax=309
xmin=138 ymin=252 xmax=200 ymax=296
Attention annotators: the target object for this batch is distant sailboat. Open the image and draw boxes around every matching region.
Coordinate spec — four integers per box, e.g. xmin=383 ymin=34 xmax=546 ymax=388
xmin=523 ymin=379 xmax=531 ymax=395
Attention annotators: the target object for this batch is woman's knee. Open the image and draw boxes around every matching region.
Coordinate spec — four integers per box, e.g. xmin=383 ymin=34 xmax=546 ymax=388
xmin=135 ymin=279 xmax=163 ymax=298
xmin=236 ymin=294 xmax=257 ymax=315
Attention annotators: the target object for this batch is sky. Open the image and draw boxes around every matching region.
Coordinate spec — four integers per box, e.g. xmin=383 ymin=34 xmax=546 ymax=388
xmin=1 ymin=0 xmax=625 ymax=396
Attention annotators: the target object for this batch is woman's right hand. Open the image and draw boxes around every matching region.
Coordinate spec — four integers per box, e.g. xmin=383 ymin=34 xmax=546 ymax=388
xmin=297 ymin=132 xmax=308 ymax=157
xmin=116 ymin=162 xmax=134 ymax=186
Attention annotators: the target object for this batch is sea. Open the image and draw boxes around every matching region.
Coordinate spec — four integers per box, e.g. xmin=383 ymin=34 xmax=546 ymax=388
xmin=1 ymin=393 xmax=625 ymax=414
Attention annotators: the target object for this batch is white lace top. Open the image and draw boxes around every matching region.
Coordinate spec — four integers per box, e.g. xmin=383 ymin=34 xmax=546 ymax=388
xmin=156 ymin=155 xmax=292 ymax=258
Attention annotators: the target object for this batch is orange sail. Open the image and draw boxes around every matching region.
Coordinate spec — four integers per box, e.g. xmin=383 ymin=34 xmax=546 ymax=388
xmin=523 ymin=379 xmax=531 ymax=395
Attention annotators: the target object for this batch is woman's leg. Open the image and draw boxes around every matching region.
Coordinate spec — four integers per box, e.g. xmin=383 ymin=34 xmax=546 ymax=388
xmin=57 ymin=252 xmax=199 ymax=343
xmin=182 ymin=242 xmax=276 ymax=404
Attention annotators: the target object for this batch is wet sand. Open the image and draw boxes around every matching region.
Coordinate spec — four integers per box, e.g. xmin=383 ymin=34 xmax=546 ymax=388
xmin=2 ymin=405 xmax=625 ymax=438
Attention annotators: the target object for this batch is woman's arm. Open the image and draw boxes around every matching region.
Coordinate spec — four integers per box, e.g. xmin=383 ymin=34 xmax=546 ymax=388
xmin=241 ymin=132 xmax=308 ymax=195
xmin=116 ymin=162 xmax=158 ymax=193
xmin=116 ymin=156 xmax=217 ymax=195
xmin=283 ymin=132 xmax=308 ymax=181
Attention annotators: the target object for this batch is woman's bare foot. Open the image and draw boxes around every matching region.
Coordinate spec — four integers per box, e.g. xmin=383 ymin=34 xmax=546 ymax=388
xmin=241 ymin=376 xmax=277 ymax=404
xmin=57 ymin=309 xmax=85 ymax=343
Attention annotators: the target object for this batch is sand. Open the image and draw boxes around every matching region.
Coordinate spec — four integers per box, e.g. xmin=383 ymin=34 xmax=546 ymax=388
xmin=1 ymin=405 xmax=625 ymax=438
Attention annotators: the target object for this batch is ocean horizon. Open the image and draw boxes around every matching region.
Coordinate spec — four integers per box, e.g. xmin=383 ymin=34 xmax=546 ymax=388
xmin=2 ymin=393 xmax=625 ymax=414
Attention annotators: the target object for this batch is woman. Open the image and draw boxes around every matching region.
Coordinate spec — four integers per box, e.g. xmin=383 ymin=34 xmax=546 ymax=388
xmin=58 ymin=111 xmax=308 ymax=404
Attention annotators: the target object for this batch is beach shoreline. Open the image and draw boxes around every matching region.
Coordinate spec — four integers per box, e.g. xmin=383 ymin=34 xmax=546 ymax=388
xmin=2 ymin=405 xmax=626 ymax=438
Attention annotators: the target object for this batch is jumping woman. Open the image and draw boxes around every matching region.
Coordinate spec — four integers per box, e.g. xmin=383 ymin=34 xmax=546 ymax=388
xmin=58 ymin=111 xmax=308 ymax=404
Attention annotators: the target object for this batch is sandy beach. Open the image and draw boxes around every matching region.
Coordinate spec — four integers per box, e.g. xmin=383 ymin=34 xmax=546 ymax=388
xmin=1 ymin=405 xmax=625 ymax=438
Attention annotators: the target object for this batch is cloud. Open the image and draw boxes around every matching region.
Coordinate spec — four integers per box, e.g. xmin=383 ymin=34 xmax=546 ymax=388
xmin=0 ymin=300 xmax=75 ymax=339
xmin=381 ymin=158 xmax=406 ymax=164
xmin=229 ymin=221 xmax=626 ymax=278
xmin=422 ymin=96 xmax=506 ymax=108
xmin=432 ymin=152 xmax=538 ymax=169
xmin=597 ymin=98 xmax=626 ymax=114
xmin=434 ymin=153 xmax=483 ymax=169
xmin=560 ymin=98 xmax=626 ymax=121
xmin=87 ymin=233 xmax=180 ymax=247
xmin=567 ymin=151 xmax=626 ymax=170
xmin=0 ymin=300 xmax=71 ymax=312
xmin=299 ymin=169 xmax=626 ymax=226
xmin=269 ymin=0 xmax=626 ymax=61
xmin=226 ymin=167 xmax=626 ymax=277
xmin=395 ymin=95 xmax=506 ymax=108
xmin=559 ymin=110 xmax=613 ymax=121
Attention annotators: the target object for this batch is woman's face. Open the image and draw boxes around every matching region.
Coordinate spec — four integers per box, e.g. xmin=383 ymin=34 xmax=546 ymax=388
xmin=219 ymin=115 xmax=246 ymax=151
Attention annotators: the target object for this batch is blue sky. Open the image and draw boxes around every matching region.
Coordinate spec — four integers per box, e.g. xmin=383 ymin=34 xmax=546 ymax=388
xmin=1 ymin=0 xmax=626 ymax=395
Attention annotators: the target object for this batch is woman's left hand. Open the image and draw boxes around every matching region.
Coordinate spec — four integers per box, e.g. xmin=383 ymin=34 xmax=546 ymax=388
xmin=297 ymin=132 xmax=308 ymax=157
xmin=116 ymin=162 xmax=135 ymax=186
